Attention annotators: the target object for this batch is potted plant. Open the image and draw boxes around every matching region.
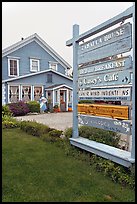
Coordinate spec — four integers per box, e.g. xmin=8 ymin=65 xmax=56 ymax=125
xmin=53 ymin=104 xmax=60 ymax=113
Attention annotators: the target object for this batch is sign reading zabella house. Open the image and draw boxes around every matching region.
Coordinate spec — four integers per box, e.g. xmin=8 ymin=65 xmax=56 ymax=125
xmin=78 ymin=23 xmax=132 ymax=64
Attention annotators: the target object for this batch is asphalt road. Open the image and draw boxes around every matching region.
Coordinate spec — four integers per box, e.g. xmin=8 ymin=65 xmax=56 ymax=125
xmin=15 ymin=112 xmax=73 ymax=131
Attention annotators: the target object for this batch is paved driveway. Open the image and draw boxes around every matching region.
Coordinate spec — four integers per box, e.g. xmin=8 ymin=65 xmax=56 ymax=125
xmin=15 ymin=112 xmax=73 ymax=131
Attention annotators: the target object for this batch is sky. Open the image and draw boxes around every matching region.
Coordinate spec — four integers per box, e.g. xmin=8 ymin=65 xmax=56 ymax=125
xmin=2 ymin=2 xmax=133 ymax=66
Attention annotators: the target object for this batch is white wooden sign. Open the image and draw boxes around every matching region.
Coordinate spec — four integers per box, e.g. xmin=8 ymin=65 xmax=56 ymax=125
xmin=78 ymin=23 xmax=132 ymax=64
xmin=78 ymin=114 xmax=132 ymax=135
xmin=78 ymin=56 xmax=132 ymax=76
xmin=79 ymin=87 xmax=131 ymax=101
xmin=78 ymin=69 xmax=132 ymax=88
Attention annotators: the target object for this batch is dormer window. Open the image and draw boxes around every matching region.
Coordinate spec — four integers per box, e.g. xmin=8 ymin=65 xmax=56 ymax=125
xmin=49 ymin=61 xmax=58 ymax=71
xmin=8 ymin=58 xmax=19 ymax=77
xmin=30 ymin=58 xmax=40 ymax=72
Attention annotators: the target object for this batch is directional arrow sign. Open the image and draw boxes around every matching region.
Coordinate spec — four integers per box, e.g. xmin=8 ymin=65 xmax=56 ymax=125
xmin=78 ymin=69 xmax=132 ymax=89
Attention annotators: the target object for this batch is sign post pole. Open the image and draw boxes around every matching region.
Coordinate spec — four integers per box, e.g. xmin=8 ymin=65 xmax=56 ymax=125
xmin=72 ymin=24 xmax=79 ymax=138
xmin=131 ymin=3 xmax=135 ymax=159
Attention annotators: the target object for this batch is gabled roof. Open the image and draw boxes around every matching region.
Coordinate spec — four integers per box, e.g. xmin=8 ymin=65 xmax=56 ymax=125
xmin=2 ymin=33 xmax=72 ymax=69
xmin=45 ymin=84 xmax=73 ymax=90
xmin=2 ymin=69 xmax=73 ymax=83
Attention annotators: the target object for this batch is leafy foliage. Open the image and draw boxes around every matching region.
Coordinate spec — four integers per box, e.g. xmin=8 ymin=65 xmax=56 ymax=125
xmin=63 ymin=126 xmax=134 ymax=189
xmin=2 ymin=115 xmax=20 ymax=129
xmin=20 ymin=120 xmax=50 ymax=137
xmin=79 ymin=126 xmax=120 ymax=147
xmin=27 ymin=101 xmax=40 ymax=113
xmin=78 ymin=100 xmax=94 ymax=104
xmin=2 ymin=105 xmax=12 ymax=117
xmin=8 ymin=101 xmax=30 ymax=116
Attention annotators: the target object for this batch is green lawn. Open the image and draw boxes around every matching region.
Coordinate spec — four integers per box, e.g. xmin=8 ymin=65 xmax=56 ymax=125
xmin=2 ymin=128 xmax=135 ymax=202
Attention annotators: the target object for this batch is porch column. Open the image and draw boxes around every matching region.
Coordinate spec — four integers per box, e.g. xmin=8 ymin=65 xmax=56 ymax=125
xmin=18 ymin=85 xmax=21 ymax=101
xmin=31 ymin=85 xmax=34 ymax=101
xmin=66 ymin=89 xmax=68 ymax=111
xmin=53 ymin=90 xmax=55 ymax=107
xmin=57 ymin=89 xmax=60 ymax=108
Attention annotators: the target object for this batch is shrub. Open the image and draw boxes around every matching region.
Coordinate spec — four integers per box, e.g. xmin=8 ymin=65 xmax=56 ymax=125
xmin=41 ymin=133 xmax=59 ymax=143
xmin=63 ymin=127 xmax=135 ymax=189
xmin=64 ymin=126 xmax=120 ymax=148
xmin=79 ymin=126 xmax=120 ymax=147
xmin=2 ymin=116 xmax=20 ymax=129
xmin=49 ymin=129 xmax=63 ymax=137
xmin=8 ymin=101 xmax=30 ymax=116
xmin=2 ymin=105 xmax=12 ymax=117
xmin=64 ymin=127 xmax=73 ymax=140
xmin=20 ymin=120 xmax=50 ymax=137
xmin=78 ymin=100 xmax=94 ymax=104
xmin=27 ymin=101 xmax=40 ymax=113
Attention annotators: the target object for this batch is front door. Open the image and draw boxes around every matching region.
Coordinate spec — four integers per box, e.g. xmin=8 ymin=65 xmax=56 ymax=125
xmin=60 ymin=90 xmax=66 ymax=111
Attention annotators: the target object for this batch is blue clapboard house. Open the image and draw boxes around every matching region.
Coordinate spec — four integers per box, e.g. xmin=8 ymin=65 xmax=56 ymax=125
xmin=2 ymin=33 xmax=73 ymax=111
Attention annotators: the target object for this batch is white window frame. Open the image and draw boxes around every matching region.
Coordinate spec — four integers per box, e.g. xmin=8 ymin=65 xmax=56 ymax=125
xmin=8 ymin=84 xmax=20 ymax=103
xmin=34 ymin=86 xmax=43 ymax=101
xmin=8 ymin=58 xmax=19 ymax=77
xmin=30 ymin=59 xmax=40 ymax=72
xmin=49 ymin=61 xmax=58 ymax=71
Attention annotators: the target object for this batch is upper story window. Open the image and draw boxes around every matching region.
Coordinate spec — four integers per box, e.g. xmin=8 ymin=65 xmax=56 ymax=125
xmin=8 ymin=58 xmax=19 ymax=77
xmin=30 ymin=59 xmax=40 ymax=72
xmin=47 ymin=74 xmax=52 ymax=83
xmin=49 ymin=61 xmax=58 ymax=71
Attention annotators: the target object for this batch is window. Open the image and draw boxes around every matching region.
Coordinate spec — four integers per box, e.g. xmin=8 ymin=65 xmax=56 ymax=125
xmin=30 ymin=59 xmax=40 ymax=72
xmin=9 ymin=86 xmax=19 ymax=103
xmin=34 ymin=86 xmax=42 ymax=101
xmin=47 ymin=74 xmax=52 ymax=83
xmin=49 ymin=62 xmax=58 ymax=71
xmin=8 ymin=59 xmax=19 ymax=76
xmin=22 ymin=86 xmax=31 ymax=102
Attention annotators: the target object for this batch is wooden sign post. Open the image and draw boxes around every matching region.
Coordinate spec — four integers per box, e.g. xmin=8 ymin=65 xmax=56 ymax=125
xmin=66 ymin=4 xmax=135 ymax=167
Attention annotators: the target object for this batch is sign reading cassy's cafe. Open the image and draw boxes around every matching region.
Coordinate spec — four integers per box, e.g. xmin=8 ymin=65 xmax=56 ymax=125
xmin=78 ymin=23 xmax=132 ymax=64
xmin=78 ymin=69 xmax=132 ymax=88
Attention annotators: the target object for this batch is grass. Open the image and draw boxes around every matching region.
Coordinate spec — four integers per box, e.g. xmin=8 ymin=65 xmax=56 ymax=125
xmin=2 ymin=128 xmax=135 ymax=202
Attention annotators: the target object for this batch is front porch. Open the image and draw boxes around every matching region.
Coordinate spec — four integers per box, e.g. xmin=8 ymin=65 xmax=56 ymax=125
xmin=45 ymin=84 xmax=73 ymax=112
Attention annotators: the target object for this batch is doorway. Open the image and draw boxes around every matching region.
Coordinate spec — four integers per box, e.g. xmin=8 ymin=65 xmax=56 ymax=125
xmin=60 ymin=90 xmax=66 ymax=111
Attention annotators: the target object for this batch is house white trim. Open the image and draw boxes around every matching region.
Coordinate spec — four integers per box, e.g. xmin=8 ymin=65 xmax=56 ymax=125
xmin=30 ymin=58 xmax=40 ymax=72
xmin=45 ymin=84 xmax=73 ymax=91
xmin=49 ymin=61 xmax=58 ymax=71
xmin=2 ymin=69 xmax=73 ymax=83
xmin=2 ymin=83 xmax=6 ymax=105
xmin=8 ymin=57 xmax=19 ymax=77
xmin=2 ymin=33 xmax=71 ymax=70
